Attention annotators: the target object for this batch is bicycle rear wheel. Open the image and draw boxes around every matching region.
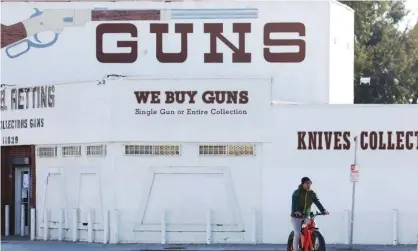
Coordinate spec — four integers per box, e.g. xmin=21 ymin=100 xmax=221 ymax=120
xmin=287 ymin=231 xmax=302 ymax=251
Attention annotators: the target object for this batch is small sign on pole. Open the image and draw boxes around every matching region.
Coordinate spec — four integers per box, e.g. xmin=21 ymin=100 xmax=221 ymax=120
xmin=350 ymin=164 xmax=359 ymax=182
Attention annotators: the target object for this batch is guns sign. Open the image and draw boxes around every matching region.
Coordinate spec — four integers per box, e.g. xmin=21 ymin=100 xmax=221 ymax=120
xmin=1 ymin=7 xmax=306 ymax=63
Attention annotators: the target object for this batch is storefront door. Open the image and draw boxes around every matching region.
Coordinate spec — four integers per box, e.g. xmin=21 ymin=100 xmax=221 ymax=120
xmin=14 ymin=167 xmax=30 ymax=236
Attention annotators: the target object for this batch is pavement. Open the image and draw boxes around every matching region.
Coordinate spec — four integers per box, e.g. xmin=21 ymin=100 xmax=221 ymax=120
xmin=1 ymin=237 xmax=417 ymax=251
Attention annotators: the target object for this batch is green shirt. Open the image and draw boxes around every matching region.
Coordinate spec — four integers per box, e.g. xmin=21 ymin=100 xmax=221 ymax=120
xmin=291 ymin=186 xmax=325 ymax=216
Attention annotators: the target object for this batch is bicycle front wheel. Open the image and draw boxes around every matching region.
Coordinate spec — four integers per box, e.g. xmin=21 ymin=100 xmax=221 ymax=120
xmin=311 ymin=231 xmax=326 ymax=251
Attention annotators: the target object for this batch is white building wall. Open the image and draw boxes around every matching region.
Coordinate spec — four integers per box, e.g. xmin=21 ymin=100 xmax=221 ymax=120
xmin=1 ymin=77 xmax=272 ymax=144
xmin=33 ymin=105 xmax=418 ymax=244
xmin=263 ymin=105 xmax=418 ymax=245
xmin=36 ymin=142 xmax=263 ymax=243
xmin=35 ymin=144 xmax=112 ymax=242
xmin=1 ymin=0 xmax=353 ymax=104
xmin=115 ymin=143 xmax=261 ymax=243
xmin=328 ymin=1 xmax=355 ymax=104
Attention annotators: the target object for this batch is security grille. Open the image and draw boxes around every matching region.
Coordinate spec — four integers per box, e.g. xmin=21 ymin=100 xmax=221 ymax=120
xmin=86 ymin=145 xmax=107 ymax=156
xmin=199 ymin=144 xmax=256 ymax=156
xmin=227 ymin=144 xmax=255 ymax=156
xmin=37 ymin=146 xmax=58 ymax=158
xmin=199 ymin=145 xmax=227 ymax=155
xmin=124 ymin=145 xmax=180 ymax=156
xmin=61 ymin=146 xmax=82 ymax=157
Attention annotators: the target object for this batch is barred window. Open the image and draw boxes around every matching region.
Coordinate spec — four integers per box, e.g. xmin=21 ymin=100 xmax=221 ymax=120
xmin=125 ymin=145 xmax=180 ymax=156
xmin=86 ymin=145 xmax=107 ymax=156
xmin=199 ymin=144 xmax=255 ymax=156
xmin=61 ymin=146 xmax=82 ymax=157
xmin=37 ymin=146 xmax=58 ymax=158
xmin=199 ymin=145 xmax=227 ymax=155
xmin=227 ymin=144 xmax=255 ymax=156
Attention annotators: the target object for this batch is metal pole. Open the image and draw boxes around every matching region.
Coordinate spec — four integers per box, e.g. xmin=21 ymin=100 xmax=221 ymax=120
xmin=161 ymin=210 xmax=166 ymax=245
xmin=5 ymin=205 xmax=10 ymax=236
xmin=72 ymin=208 xmax=78 ymax=242
xmin=30 ymin=208 xmax=36 ymax=240
xmin=103 ymin=210 xmax=109 ymax=244
xmin=252 ymin=208 xmax=257 ymax=244
xmin=392 ymin=209 xmax=398 ymax=245
xmin=416 ymin=233 xmax=418 ymax=251
xmin=87 ymin=209 xmax=93 ymax=243
xmin=206 ymin=209 xmax=211 ymax=244
xmin=349 ymin=136 xmax=358 ymax=248
xmin=43 ymin=209 xmax=49 ymax=241
xmin=20 ymin=204 xmax=25 ymax=236
xmin=58 ymin=208 xmax=64 ymax=241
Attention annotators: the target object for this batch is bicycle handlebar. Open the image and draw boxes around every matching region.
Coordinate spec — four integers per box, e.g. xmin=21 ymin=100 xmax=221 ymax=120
xmin=293 ymin=211 xmax=329 ymax=218
xmin=306 ymin=212 xmax=328 ymax=216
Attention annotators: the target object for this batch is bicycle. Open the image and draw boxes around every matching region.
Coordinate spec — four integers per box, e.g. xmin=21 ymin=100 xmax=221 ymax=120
xmin=287 ymin=211 xmax=327 ymax=251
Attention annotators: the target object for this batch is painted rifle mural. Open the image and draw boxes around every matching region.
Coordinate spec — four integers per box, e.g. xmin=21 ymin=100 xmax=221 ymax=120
xmin=1 ymin=7 xmax=259 ymax=59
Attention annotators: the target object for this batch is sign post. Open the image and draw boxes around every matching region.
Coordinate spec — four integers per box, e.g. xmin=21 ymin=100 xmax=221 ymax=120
xmin=349 ymin=136 xmax=359 ymax=248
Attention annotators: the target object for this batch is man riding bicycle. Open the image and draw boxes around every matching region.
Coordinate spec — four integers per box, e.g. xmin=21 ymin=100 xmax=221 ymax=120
xmin=291 ymin=177 xmax=328 ymax=251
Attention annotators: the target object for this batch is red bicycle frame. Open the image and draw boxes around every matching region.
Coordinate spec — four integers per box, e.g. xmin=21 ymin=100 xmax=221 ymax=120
xmin=299 ymin=212 xmax=323 ymax=251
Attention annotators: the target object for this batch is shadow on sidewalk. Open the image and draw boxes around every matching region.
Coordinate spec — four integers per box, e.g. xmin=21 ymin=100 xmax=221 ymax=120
xmin=1 ymin=235 xmax=30 ymax=242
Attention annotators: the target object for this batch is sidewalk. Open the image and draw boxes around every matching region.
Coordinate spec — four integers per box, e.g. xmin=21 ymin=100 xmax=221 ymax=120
xmin=1 ymin=238 xmax=416 ymax=251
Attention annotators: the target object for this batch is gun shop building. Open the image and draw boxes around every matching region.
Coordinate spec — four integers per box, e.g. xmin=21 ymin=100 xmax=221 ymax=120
xmin=1 ymin=0 xmax=417 ymax=246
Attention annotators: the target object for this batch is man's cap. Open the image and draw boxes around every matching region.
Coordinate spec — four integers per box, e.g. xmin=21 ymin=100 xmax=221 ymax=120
xmin=301 ymin=177 xmax=312 ymax=184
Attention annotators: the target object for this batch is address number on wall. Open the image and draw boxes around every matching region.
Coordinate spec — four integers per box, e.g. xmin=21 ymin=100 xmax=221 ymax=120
xmin=2 ymin=136 xmax=19 ymax=145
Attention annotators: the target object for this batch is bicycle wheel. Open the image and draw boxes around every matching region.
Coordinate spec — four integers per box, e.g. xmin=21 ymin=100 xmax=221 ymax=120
xmin=311 ymin=231 xmax=326 ymax=251
xmin=287 ymin=231 xmax=302 ymax=251
xmin=287 ymin=231 xmax=294 ymax=251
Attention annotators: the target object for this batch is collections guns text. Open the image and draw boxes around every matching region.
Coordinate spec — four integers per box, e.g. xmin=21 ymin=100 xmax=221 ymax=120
xmin=0 ymin=86 xmax=55 ymax=134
